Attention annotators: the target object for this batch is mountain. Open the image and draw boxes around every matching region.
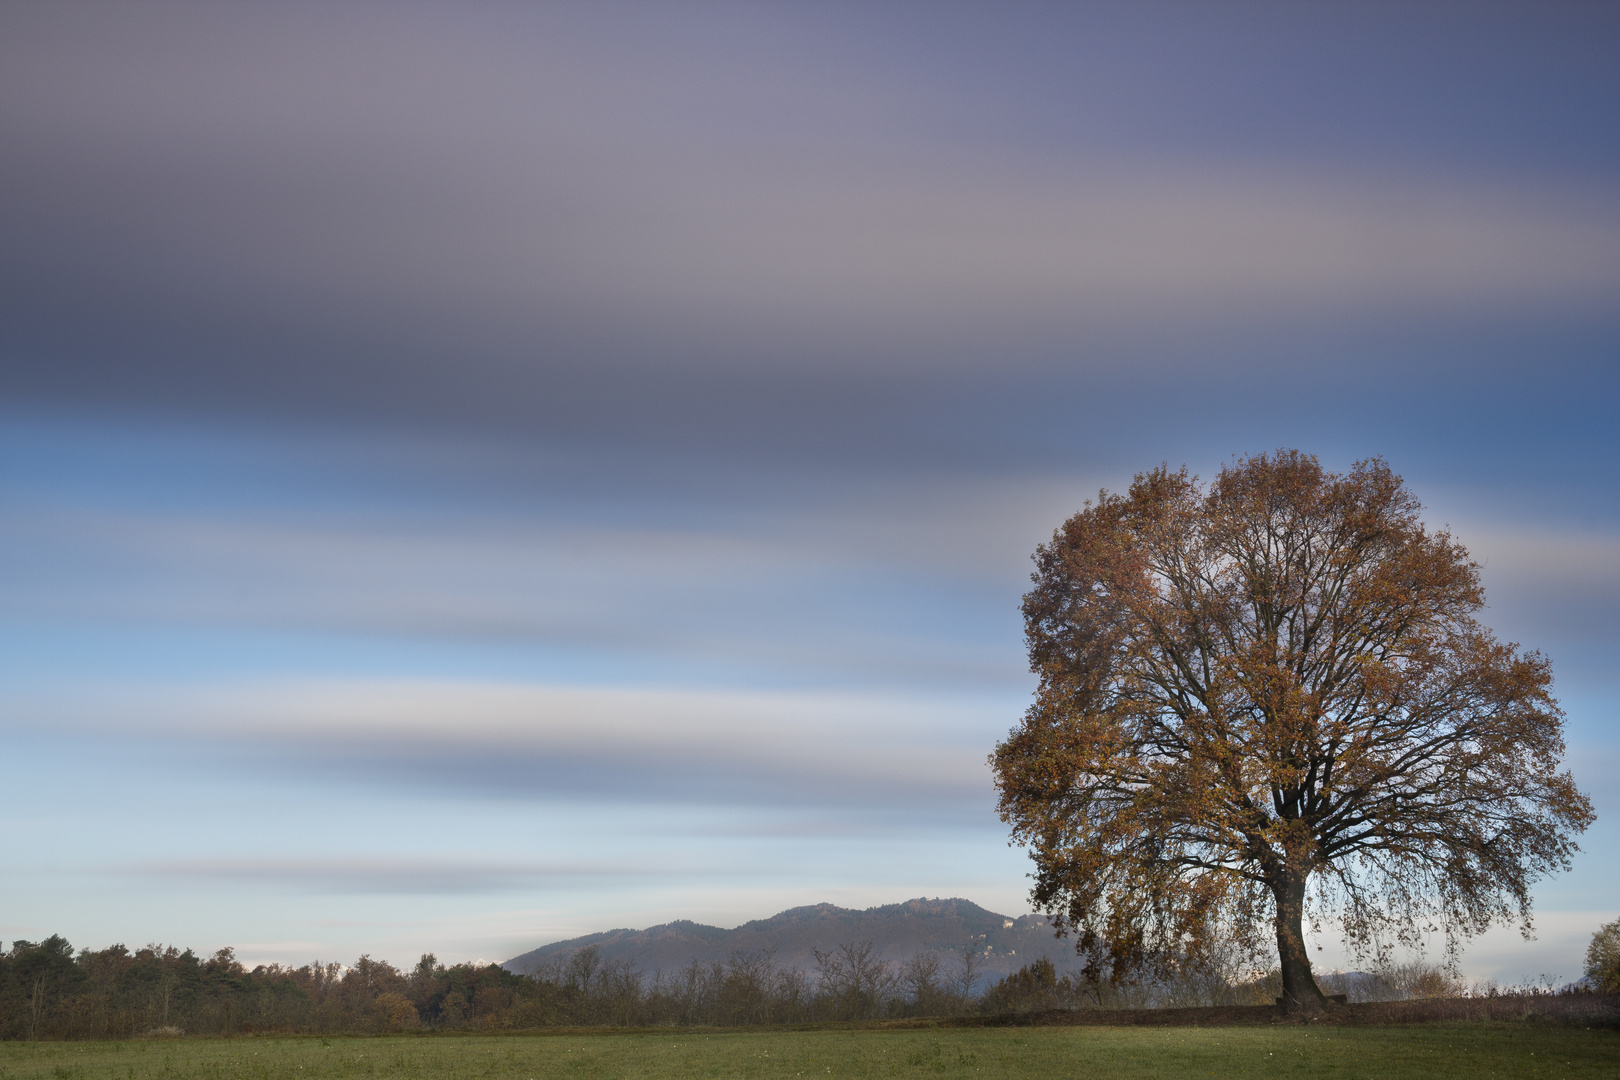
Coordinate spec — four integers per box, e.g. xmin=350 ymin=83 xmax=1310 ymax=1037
xmin=503 ymin=898 xmax=1081 ymax=981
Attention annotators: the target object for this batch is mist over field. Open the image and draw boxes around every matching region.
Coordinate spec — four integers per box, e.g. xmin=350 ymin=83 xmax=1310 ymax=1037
xmin=2 ymin=1 xmax=1617 ymax=987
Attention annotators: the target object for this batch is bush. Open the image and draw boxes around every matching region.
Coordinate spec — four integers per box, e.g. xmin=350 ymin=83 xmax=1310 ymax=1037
xmin=1585 ymin=918 xmax=1620 ymax=994
xmin=980 ymin=958 xmax=1079 ymax=1013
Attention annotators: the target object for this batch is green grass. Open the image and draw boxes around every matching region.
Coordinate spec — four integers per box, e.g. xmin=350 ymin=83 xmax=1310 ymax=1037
xmin=0 ymin=1025 xmax=1613 ymax=1080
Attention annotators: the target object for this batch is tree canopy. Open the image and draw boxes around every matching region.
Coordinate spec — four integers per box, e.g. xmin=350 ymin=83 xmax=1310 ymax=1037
xmin=1585 ymin=918 xmax=1620 ymax=994
xmin=993 ymin=450 xmax=1593 ymax=1010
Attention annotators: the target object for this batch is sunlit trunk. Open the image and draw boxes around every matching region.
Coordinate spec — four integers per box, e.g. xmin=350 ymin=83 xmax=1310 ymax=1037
xmin=1273 ymin=865 xmax=1327 ymax=1011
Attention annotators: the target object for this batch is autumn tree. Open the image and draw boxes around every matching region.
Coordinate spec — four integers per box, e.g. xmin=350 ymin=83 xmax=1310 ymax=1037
xmin=993 ymin=450 xmax=1593 ymax=1011
xmin=1585 ymin=918 xmax=1620 ymax=994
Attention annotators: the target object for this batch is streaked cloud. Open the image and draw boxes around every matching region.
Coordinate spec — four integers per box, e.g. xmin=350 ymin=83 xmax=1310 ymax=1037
xmin=6 ymin=1 xmax=1617 ymax=418
xmin=13 ymin=111 xmax=1620 ymax=368
xmin=1468 ymin=528 xmax=1620 ymax=592
xmin=0 ymin=446 xmax=1090 ymax=688
xmin=13 ymin=677 xmax=1000 ymax=811
xmin=124 ymin=857 xmax=659 ymax=895
xmin=1443 ymin=525 xmax=1620 ymax=647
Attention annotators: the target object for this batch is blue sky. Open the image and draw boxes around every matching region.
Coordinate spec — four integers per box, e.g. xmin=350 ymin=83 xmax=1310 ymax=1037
xmin=2 ymin=1 xmax=1616 ymax=982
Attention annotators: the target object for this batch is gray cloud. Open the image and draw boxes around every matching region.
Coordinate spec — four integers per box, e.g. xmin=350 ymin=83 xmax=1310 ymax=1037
xmin=13 ymin=90 xmax=1618 ymax=359
xmin=1467 ymin=528 xmax=1620 ymax=639
xmin=123 ymin=857 xmax=655 ymax=895
xmin=5 ymin=2 xmax=1618 ymax=448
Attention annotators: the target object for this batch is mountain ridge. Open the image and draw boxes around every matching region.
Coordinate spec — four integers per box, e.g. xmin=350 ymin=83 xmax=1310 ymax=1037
xmin=503 ymin=897 xmax=1081 ymax=982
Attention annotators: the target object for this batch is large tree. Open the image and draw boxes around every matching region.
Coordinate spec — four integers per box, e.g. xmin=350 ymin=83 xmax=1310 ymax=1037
xmin=993 ymin=450 xmax=1593 ymax=1010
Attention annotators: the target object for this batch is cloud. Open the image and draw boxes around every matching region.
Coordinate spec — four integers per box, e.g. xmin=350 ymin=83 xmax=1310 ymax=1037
xmin=10 ymin=677 xmax=1004 ymax=811
xmin=4 ymin=1 xmax=1617 ymax=433
xmin=0 ymin=453 xmax=1087 ymax=687
xmin=1452 ymin=526 xmax=1620 ymax=644
xmin=1454 ymin=909 xmax=1620 ymax=986
xmin=14 ymin=129 xmax=1618 ymax=365
xmin=123 ymin=857 xmax=655 ymax=895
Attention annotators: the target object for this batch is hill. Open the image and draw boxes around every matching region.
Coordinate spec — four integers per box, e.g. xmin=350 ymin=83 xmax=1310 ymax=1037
xmin=503 ymin=898 xmax=1081 ymax=981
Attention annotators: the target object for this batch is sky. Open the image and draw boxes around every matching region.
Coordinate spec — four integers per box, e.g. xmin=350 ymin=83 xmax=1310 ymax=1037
xmin=1 ymin=1 xmax=1616 ymax=983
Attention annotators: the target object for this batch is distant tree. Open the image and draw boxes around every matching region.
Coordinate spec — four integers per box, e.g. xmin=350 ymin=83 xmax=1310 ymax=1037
xmin=374 ymin=991 xmax=419 ymax=1030
xmin=716 ymin=949 xmax=782 ymax=1026
xmin=1585 ymin=918 xmax=1620 ymax=994
xmin=980 ymin=957 xmax=1074 ymax=1013
xmin=993 ymin=450 xmax=1594 ymax=1011
xmin=899 ymin=950 xmax=945 ymax=1012
xmin=811 ymin=941 xmax=895 ymax=1019
xmin=954 ymin=936 xmax=986 ymax=1003
xmin=10 ymin=936 xmax=78 ymax=1039
xmin=564 ymin=945 xmax=602 ymax=995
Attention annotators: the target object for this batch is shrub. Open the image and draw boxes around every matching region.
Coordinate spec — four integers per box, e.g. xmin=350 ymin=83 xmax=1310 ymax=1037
xmin=1585 ymin=918 xmax=1620 ymax=994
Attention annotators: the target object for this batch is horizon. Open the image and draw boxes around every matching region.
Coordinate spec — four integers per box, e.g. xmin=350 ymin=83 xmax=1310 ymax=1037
xmin=15 ymin=892 xmax=1591 ymax=992
xmin=2 ymin=1 xmax=1616 ymax=987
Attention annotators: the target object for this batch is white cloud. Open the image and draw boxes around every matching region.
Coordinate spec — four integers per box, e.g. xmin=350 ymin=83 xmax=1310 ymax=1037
xmin=1457 ymin=909 xmax=1620 ymax=986
xmin=8 ymin=676 xmax=1005 ymax=810
xmin=0 ymin=468 xmax=1082 ymax=686
xmin=125 ymin=856 xmax=661 ymax=894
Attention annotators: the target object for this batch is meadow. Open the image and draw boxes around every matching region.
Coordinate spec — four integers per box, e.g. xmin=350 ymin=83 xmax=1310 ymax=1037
xmin=1 ymin=1024 xmax=1614 ymax=1080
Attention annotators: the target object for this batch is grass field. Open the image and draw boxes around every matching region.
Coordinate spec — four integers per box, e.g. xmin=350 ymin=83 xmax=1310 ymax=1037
xmin=1 ymin=1025 xmax=1615 ymax=1080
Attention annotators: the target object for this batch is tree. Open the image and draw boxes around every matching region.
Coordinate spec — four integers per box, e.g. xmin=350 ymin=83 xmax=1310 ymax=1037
xmin=899 ymin=949 xmax=945 ymax=1011
xmin=1585 ymin=918 xmax=1620 ymax=994
xmin=980 ymin=957 xmax=1074 ymax=1013
xmin=10 ymin=936 xmax=78 ymax=1039
xmin=811 ymin=940 xmax=895 ymax=1019
xmin=954 ymin=936 xmax=986 ymax=1003
xmin=993 ymin=450 xmax=1593 ymax=1011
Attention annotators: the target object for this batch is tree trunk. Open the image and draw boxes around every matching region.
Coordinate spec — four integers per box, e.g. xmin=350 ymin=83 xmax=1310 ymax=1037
xmin=1273 ymin=866 xmax=1327 ymax=1012
xmin=29 ymin=978 xmax=45 ymax=1040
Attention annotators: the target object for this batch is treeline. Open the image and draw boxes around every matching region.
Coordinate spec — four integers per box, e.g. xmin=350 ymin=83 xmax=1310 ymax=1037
xmin=0 ymin=934 xmax=1587 ymax=1040
xmin=1 ymin=935 xmax=1124 ymax=1038
xmin=3 ymin=936 xmax=982 ymax=1039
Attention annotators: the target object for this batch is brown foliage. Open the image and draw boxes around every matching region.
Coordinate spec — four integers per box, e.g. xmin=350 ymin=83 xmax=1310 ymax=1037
xmin=993 ymin=450 xmax=1593 ymax=1011
xmin=1586 ymin=918 xmax=1620 ymax=994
